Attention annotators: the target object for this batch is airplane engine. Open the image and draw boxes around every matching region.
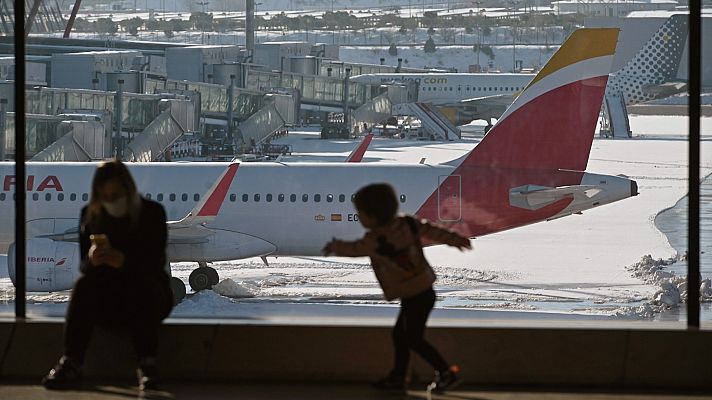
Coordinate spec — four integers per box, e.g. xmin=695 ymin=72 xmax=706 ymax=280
xmin=7 ymin=238 xmax=80 ymax=292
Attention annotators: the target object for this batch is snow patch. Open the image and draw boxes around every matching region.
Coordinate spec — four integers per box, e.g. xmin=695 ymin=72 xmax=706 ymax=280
xmin=213 ymin=279 xmax=259 ymax=298
xmin=624 ymin=254 xmax=712 ymax=317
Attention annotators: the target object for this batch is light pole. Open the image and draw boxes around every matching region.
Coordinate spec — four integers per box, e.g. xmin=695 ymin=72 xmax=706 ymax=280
xmin=509 ymin=0 xmax=519 ymax=72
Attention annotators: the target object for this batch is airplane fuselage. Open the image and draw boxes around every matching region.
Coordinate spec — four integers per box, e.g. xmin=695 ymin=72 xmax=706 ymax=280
xmin=0 ymin=160 xmax=633 ymax=262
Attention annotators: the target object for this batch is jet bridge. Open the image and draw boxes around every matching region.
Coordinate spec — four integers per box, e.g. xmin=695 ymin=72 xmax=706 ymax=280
xmin=123 ymin=99 xmax=195 ymax=162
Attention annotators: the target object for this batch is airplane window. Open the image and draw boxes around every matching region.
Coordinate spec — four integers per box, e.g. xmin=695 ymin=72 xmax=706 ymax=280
xmin=182 ymin=193 xmax=188 ymax=202
xmin=351 ymin=194 xmax=356 ymax=201
xmin=449 ymin=87 xmax=453 ymax=91
xmin=400 ymin=194 xmax=406 ymax=203
xmin=290 ymin=194 xmax=297 ymax=202
xmin=146 ymin=193 xmax=152 ymax=199
xmin=254 ymin=194 xmax=260 ymax=202
xmin=12 ymin=193 xmax=15 ymax=200
xmin=45 ymin=193 xmax=51 ymax=201
xmin=266 ymin=194 xmax=273 ymax=202
xmin=194 ymin=194 xmax=200 ymax=202
xmin=0 ymin=193 xmax=4 ymax=201
xmin=70 ymin=193 xmax=77 ymax=201
xmin=58 ymin=193 xmax=64 ymax=201
xmin=278 ymin=194 xmax=285 ymax=202
xmin=314 ymin=194 xmax=321 ymax=203
xmin=242 ymin=194 xmax=248 ymax=202
xmin=339 ymin=194 xmax=346 ymax=202
xmin=466 ymin=87 xmax=470 ymax=91
xmin=157 ymin=193 xmax=163 ymax=201
xmin=82 ymin=193 xmax=88 ymax=201
xmin=32 ymin=193 xmax=38 ymax=201
xmin=169 ymin=193 xmax=176 ymax=202
xmin=327 ymin=194 xmax=334 ymax=202
xmin=229 ymin=194 xmax=236 ymax=202
xmin=302 ymin=194 xmax=308 ymax=202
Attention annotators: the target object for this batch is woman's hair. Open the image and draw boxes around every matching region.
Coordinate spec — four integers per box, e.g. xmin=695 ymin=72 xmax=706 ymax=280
xmin=353 ymin=183 xmax=398 ymax=225
xmin=86 ymin=159 xmax=142 ymax=227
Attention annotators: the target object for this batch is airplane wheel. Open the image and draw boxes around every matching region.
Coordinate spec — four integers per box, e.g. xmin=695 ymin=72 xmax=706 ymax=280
xmin=205 ymin=266 xmax=219 ymax=286
xmin=169 ymin=277 xmax=186 ymax=305
xmin=189 ymin=267 xmax=218 ymax=292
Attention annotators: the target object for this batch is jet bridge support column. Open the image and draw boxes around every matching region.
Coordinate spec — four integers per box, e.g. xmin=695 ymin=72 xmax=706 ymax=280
xmin=343 ymin=68 xmax=351 ymax=131
xmin=228 ymin=74 xmax=235 ymax=140
xmin=115 ymin=79 xmax=124 ymax=159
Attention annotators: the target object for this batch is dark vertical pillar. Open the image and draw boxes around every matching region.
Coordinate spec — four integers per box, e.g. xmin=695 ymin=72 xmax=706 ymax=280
xmin=687 ymin=0 xmax=701 ymax=329
xmin=15 ymin=0 xmax=27 ymax=319
xmin=0 ymin=98 xmax=7 ymax=161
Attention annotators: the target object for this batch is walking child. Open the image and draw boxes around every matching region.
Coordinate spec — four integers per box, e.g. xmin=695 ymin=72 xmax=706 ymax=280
xmin=323 ymin=183 xmax=471 ymax=392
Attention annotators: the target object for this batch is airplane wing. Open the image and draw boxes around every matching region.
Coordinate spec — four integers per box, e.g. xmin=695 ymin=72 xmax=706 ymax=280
xmin=509 ymin=184 xmax=602 ymax=211
xmin=459 ymin=93 xmax=517 ymax=107
xmin=345 ymin=134 xmax=373 ymax=163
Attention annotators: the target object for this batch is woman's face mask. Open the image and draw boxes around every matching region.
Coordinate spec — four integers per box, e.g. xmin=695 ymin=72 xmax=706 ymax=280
xmin=102 ymin=196 xmax=129 ymax=218
xmin=100 ymin=180 xmax=130 ymax=218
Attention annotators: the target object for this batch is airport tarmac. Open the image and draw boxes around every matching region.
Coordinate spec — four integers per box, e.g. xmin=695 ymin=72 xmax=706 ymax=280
xmin=0 ymin=383 xmax=709 ymax=400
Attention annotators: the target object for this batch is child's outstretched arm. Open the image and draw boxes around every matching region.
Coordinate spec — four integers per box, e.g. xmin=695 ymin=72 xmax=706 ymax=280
xmin=417 ymin=218 xmax=472 ymax=251
xmin=322 ymin=237 xmax=371 ymax=257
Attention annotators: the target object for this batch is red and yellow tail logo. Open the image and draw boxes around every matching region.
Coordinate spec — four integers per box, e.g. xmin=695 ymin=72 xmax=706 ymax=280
xmin=462 ymin=28 xmax=619 ymax=172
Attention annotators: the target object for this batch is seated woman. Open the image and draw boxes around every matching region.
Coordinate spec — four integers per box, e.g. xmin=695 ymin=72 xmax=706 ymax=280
xmin=42 ymin=160 xmax=173 ymax=391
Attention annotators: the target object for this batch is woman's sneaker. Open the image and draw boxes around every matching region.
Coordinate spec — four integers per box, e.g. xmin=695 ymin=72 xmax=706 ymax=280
xmin=137 ymin=361 xmax=160 ymax=391
xmin=430 ymin=366 xmax=462 ymax=393
xmin=42 ymin=356 xmax=83 ymax=390
xmin=372 ymin=372 xmax=406 ymax=391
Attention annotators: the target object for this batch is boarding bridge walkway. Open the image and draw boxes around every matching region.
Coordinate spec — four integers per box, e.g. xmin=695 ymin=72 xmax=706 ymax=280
xmin=123 ymin=99 xmax=195 ymax=162
xmin=351 ymin=93 xmax=393 ymax=133
xmin=604 ymin=92 xmax=632 ymax=138
xmin=30 ymin=120 xmax=108 ymax=162
xmin=394 ymin=102 xmax=461 ymax=141
xmin=235 ymin=102 xmax=287 ymax=148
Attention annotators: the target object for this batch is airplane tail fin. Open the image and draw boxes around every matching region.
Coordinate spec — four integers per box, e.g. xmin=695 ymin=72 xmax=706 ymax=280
xmin=607 ymin=14 xmax=688 ymax=104
xmin=456 ymin=28 xmax=619 ymax=171
xmin=345 ymin=134 xmax=373 ymax=162
xmin=169 ymin=163 xmax=239 ymax=229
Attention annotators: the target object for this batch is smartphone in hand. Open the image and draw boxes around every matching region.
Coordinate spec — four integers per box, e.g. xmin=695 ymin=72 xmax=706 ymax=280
xmin=90 ymin=234 xmax=110 ymax=249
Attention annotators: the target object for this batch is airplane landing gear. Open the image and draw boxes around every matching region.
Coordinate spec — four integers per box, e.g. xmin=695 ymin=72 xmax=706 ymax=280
xmin=189 ymin=262 xmax=219 ymax=292
xmin=169 ymin=276 xmax=187 ymax=305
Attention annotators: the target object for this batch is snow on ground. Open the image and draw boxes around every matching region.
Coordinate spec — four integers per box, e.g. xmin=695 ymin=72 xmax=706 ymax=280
xmin=2 ymin=116 xmax=711 ymax=322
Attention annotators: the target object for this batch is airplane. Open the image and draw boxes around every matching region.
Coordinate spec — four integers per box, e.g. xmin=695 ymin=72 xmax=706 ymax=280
xmin=351 ymin=14 xmax=689 ymax=128
xmin=1 ymin=28 xmax=638 ymax=304
xmin=604 ymin=14 xmax=689 ymax=105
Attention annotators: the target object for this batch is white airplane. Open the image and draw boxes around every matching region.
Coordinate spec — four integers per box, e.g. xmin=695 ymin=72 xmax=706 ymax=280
xmin=352 ymin=14 xmax=689 ymax=127
xmin=1 ymin=28 xmax=638 ymax=303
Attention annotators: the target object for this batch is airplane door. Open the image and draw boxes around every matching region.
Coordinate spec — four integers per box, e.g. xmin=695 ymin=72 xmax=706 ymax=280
xmin=438 ymin=175 xmax=461 ymax=222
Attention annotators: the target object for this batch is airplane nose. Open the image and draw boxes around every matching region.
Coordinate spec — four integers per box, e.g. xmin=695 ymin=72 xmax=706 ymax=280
xmin=631 ymin=180 xmax=639 ymax=196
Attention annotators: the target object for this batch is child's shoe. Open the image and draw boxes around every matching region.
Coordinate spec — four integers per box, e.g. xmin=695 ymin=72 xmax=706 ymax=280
xmin=42 ymin=356 xmax=83 ymax=390
xmin=430 ymin=365 xmax=462 ymax=393
xmin=372 ymin=372 xmax=406 ymax=391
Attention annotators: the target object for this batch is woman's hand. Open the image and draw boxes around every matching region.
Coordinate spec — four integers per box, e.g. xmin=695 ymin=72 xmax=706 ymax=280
xmin=89 ymin=245 xmax=125 ymax=268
